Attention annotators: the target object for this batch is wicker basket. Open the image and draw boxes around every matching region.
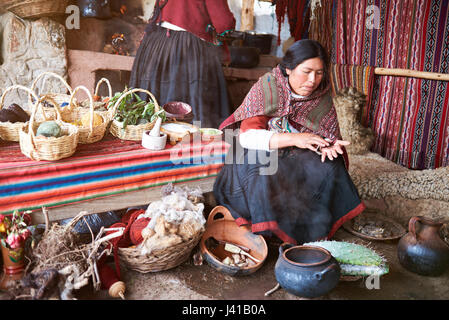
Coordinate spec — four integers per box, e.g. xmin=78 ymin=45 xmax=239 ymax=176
xmin=2 ymin=0 xmax=69 ymax=19
xmin=29 ymin=71 xmax=75 ymax=122
xmin=79 ymin=78 xmax=114 ymax=121
xmin=19 ymin=95 xmax=79 ymax=161
xmin=118 ymin=231 xmax=204 ymax=273
xmin=0 ymin=85 xmax=38 ymax=142
xmin=61 ymin=85 xmax=110 ymax=144
xmin=109 ymin=88 xmax=162 ymax=141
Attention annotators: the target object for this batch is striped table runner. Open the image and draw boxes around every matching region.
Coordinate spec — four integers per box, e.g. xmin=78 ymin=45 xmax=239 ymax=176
xmin=0 ymin=134 xmax=228 ymax=214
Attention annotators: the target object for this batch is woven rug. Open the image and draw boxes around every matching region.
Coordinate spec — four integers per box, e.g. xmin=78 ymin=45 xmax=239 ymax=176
xmin=332 ymin=0 xmax=449 ymax=169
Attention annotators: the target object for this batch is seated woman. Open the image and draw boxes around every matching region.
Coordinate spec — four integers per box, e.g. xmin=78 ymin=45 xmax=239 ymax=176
xmin=213 ymin=39 xmax=365 ymax=244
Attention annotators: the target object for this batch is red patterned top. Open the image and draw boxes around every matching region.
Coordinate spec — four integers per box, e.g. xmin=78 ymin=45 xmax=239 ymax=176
xmin=159 ymin=0 xmax=236 ymax=43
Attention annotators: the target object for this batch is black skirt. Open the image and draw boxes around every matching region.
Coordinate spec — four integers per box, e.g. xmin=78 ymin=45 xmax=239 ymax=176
xmin=213 ymin=144 xmax=365 ymax=244
xmin=129 ymin=25 xmax=231 ymax=128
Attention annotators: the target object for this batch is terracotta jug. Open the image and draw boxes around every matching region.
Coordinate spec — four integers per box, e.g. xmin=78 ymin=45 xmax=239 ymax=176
xmin=397 ymin=216 xmax=449 ymax=276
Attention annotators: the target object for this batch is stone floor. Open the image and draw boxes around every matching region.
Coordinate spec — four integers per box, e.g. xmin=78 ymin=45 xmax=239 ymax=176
xmin=74 ymin=228 xmax=449 ymax=301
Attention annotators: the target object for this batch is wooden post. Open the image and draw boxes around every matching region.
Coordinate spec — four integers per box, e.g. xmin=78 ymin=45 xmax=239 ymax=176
xmin=241 ymin=0 xmax=255 ymax=31
xmin=374 ymin=67 xmax=449 ymax=82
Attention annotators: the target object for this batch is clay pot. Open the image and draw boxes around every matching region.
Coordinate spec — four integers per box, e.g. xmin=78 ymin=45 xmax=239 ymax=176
xmin=199 ymin=206 xmax=268 ymax=276
xmin=275 ymin=244 xmax=341 ymax=298
xmin=0 ymin=243 xmax=25 ymax=290
xmin=397 ymin=216 xmax=449 ymax=276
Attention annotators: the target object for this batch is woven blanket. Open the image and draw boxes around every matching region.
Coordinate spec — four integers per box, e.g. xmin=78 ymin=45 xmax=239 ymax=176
xmin=333 ymin=0 xmax=449 ymax=169
xmin=0 ymin=134 xmax=228 ymax=214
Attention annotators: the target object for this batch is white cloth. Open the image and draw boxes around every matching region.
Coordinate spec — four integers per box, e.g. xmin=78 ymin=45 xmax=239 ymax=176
xmin=239 ymin=129 xmax=275 ymax=151
xmin=160 ymin=21 xmax=186 ymax=31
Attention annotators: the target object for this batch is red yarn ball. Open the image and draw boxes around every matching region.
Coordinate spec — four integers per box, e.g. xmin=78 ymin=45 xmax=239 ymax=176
xmin=129 ymin=217 xmax=151 ymax=245
xmin=107 ymin=222 xmax=131 ymax=248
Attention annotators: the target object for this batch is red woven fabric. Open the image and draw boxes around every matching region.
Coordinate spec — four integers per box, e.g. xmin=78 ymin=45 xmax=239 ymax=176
xmin=275 ymin=0 xmax=309 ymax=44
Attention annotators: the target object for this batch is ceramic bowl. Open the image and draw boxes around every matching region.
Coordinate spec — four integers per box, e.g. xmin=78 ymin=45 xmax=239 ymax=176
xmin=200 ymin=128 xmax=223 ymax=142
xmin=162 ymin=101 xmax=193 ymax=123
xmin=200 ymin=206 xmax=268 ymax=276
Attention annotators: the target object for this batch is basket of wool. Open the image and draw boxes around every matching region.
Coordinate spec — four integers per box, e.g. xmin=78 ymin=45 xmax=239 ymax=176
xmin=118 ymin=188 xmax=206 ymax=273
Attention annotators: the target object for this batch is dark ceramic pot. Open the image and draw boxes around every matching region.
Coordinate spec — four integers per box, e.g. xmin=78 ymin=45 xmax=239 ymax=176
xmin=229 ymin=46 xmax=260 ymax=68
xmin=77 ymin=0 xmax=111 ymax=19
xmin=243 ymin=32 xmax=273 ymax=55
xmin=397 ymin=216 xmax=449 ymax=276
xmin=275 ymin=244 xmax=341 ymax=298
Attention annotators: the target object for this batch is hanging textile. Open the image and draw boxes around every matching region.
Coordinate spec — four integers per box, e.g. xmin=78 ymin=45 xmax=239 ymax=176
xmin=308 ymin=0 xmax=333 ymax=57
xmin=275 ymin=0 xmax=310 ymax=44
xmin=333 ymin=0 xmax=449 ymax=170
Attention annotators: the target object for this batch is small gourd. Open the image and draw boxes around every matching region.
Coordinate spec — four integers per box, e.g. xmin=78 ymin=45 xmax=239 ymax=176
xmin=80 ymin=112 xmax=103 ymax=127
xmin=36 ymin=121 xmax=62 ymax=138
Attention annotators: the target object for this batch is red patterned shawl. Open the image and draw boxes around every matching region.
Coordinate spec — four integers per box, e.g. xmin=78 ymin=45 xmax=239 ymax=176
xmin=220 ymin=66 xmax=341 ymax=142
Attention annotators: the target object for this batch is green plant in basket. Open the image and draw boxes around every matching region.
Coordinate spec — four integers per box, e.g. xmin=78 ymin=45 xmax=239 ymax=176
xmin=109 ymin=89 xmax=166 ymax=129
xmin=0 ymin=210 xmax=32 ymax=251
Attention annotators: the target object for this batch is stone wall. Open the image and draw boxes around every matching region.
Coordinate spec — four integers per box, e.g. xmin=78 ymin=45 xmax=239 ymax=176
xmin=0 ymin=12 xmax=67 ymax=111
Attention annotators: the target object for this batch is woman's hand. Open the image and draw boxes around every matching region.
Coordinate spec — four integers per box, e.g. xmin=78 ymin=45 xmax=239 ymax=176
xmin=292 ymin=133 xmax=330 ymax=152
xmin=269 ymin=132 xmax=329 ymax=151
xmin=320 ymin=139 xmax=350 ymax=162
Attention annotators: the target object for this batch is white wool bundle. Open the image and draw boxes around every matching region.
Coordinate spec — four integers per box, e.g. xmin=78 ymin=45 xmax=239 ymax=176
xmin=142 ymin=193 xmax=205 ymax=228
xmin=137 ymin=189 xmax=206 ymax=255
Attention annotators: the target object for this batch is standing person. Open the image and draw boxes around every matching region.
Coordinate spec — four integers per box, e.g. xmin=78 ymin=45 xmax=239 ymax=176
xmin=129 ymin=0 xmax=236 ymax=128
xmin=213 ymin=39 xmax=366 ymax=245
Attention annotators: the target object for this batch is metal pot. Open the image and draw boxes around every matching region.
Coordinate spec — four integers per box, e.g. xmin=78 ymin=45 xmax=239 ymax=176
xmin=275 ymin=244 xmax=340 ymax=298
xmin=77 ymin=0 xmax=111 ymax=19
xmin=243 ymin=31 xmax=273 ymax=55
xmin=229 ymin=46 xmax=260 ymax=68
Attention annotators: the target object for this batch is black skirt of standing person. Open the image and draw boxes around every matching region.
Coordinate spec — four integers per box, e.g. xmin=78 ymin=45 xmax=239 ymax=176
xmin=129 ymin=25 xmax=231 ymax=129
xmin=213 ymin=140 xmax=365 ymax=244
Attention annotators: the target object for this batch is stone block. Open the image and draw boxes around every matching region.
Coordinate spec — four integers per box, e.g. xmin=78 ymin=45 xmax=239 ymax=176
xmin=0 ymin=12 xmax=67 ymax=111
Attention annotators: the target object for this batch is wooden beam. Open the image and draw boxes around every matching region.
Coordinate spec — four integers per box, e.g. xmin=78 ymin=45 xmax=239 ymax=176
xmin=374 ymin=67 xmax=449 ymax=82
xmin=241 ymin=0 xmax=255 ymax=31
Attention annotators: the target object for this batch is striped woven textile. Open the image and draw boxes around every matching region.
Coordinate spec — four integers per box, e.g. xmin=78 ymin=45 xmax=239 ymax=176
xmin=0 ymin=134 xmax=228 ymax=214
xmin=332 ymin=0 xmax=449 ymax=169
xmin=330 ymin=63 xmax=376 ymax=124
